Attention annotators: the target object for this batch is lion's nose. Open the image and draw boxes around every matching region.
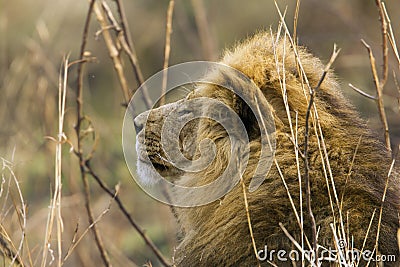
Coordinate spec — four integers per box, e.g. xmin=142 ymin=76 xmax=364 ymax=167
xmin=134 ymin=113 xmax=146 ymax=133
xmin=134 ymin=119 xmax=142 ymax=133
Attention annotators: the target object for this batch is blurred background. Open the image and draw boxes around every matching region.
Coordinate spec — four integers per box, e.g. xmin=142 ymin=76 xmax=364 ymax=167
xmin=1 ymin=0 xmax=399 ymax=266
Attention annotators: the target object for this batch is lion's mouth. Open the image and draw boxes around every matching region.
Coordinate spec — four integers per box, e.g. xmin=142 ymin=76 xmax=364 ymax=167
xmin=136 ymin=139 xmax=183 ymax=178
xmin=139 ymin=158 xmax=168 ymax=172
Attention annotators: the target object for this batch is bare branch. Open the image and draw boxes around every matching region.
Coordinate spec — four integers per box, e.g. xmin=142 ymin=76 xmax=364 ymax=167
xmin=303 ymin=44 xmax=340 ymax=257
xmin=381 ymin=2 xmax=400 ymax=70
xmin=279 ymin=223 xmax=317 ymax=267
xmin=191 ymin=0 xmax=217 ymax=60
xmin=356 ymin=209 xmax=377 ymax=267
xmin=1 ymin=159 xmax=26 ymax=267
xmin=361 ymin=39 xmax=391 ymax=150
xmin=237 ymin=146 xmax=260 ymax=267
xmin=348 ymin=83 xmax=377 ymax=100
xmin=374 ymin=159 xmax=396 ymax=257
xmin=75 ymin=1 xmax=112 ymax=265
xmin=394 ymin=72 xmax=400 ymax=114
xmin=84 ymin=161 xmax=172 ymax=267
xmin=101 ymin=1 xmax=152 ymax=109
xmin=63 ymin=195 xmax=114 ymax=263
xmin=113 ymin=0 xmax=133 ymax=49
xmin=293 ymin=0 xmax=301 ymax=45
xmin=41 ymin=55 xmax=69 ymax=267
xmin=375 ymin=0 xmax=389 ymax=87
xmin=93 ymin=0 xmax=130 ymax=106
xmin=160 ymin=0 xmax=175 ymax=107
xmin=72 ymin=2 xmax=171 ymax=266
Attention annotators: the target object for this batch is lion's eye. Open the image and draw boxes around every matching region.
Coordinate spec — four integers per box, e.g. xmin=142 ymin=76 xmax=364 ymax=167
xmin=177 ymin=109 xmax=189 ymax=116
xmin=174 ymin=105 xmax=194 ymax=120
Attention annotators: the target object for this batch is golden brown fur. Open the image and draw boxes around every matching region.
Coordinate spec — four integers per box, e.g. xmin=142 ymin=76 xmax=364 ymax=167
xmin=135 ymin=32 xmax=400 ymax=266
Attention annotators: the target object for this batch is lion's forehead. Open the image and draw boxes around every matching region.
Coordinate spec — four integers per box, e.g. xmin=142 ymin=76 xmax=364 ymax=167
xmin=145 ymin=100 xmax=195 ymax=132
xmin=143 ymin=84 xmax=237 ymax=143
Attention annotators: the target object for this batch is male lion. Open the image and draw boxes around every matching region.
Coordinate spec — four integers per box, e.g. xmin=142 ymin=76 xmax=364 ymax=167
xmin=134 ymin=32 xmax=400 ymax=266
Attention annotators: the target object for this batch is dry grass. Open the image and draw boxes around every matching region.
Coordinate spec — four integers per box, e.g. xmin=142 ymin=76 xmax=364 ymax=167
xmin=272 ymin=1 xmax=399 ymax=265
xmin=0 ymin=155 xmax=27 ymax=266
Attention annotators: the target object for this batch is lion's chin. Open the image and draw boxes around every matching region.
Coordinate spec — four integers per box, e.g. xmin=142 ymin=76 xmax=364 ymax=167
xmin=136 ymin=159 xmax=163 ymax=185
xmin=136 ymin=159 xmax=182 ymax=185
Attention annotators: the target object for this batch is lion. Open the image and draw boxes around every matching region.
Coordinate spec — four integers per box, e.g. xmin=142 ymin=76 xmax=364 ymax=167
xmin=134 ymin=31 xmax=400 ymax=266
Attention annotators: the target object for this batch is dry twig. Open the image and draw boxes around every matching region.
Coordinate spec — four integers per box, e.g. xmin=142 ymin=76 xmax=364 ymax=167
xmin=361 ymin=39 xmax=391 ymax=151
xmin=113 ymin=0 xmax=150 ymax=94
xmin=92 ymin=0 xmax=130 ymax=106
xmin=382 ymin=2 xmax=400 ymax=70
xmin=101 ymin=1 xmax=152 ymax=109
xmin=73 ymin=1 xmax=172 ymax=266
xmin=41 ymin=56 xmax=69 ymax=267
xmin=191 ymin=0 xmax=217 ymax=60
xmin=63 ymin=193 xmax=114 ymax=263
xmin=75 ymin=1 xmax=112 ymax=266
xmin=351 ymin=0 xmax=393 ymax=152
xmin=356 ymin=209 xmax=377 ymax=267
xmin=303 ymin=44 xmax=340 ymax=257
xmin=84 ymin=162 xmax=171 ymax=266
xmin=279 ymin=223 xmax=317 ymax=267
xmin=293 ymin=0 xmax=301 ymax=45
xmin=375 ymin=0 xmax=389 ymax=86
xmin=374 ymin=159 xmax=396 ymax=260
xmin=266 ymin=30 xmax=313 ymax=250
xmin=160 ymin=0 xmax=175 ymax=106
xmin=237 ymin=148 xmax=260 ymax=267
xmin=348 ymin=83 xmax=377 ymax=100
xmin=1 ymin=158 xmax=26 ymax=266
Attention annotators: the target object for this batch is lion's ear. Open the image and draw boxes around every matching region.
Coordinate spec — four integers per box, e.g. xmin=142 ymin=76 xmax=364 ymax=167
xmin=234 ymin=96 xmax=261 ymax=141
xmin=216 ymin=68 xmax=274 ymax=143
xmin=214 ymin=67 xmax=275 ymax=191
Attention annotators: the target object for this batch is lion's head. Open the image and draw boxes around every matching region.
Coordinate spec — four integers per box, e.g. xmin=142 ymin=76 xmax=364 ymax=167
xmin=134 ymin=64 xmax=277 ymax=204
